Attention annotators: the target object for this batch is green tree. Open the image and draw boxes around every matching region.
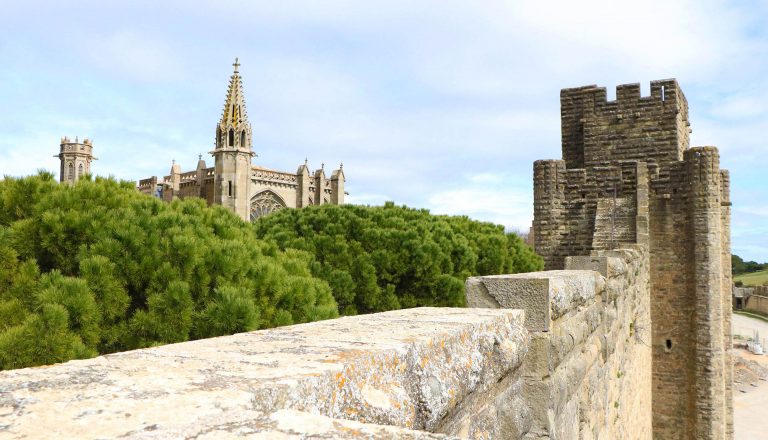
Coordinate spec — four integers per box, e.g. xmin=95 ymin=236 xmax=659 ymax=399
xmin=0 ymin=174 xmax=338 ymax=370
xmin=255 ymin=203 xmax=543 ymax=315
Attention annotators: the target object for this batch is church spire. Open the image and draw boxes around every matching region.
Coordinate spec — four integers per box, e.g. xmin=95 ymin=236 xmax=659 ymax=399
xmin=218 ymin=57 xmax=250 ymax=132
xmin=211 ymin=58 xmax=254 ymax=222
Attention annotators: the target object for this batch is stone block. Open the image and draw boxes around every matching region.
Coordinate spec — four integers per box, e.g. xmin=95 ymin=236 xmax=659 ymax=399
xmin=466 ymin=270 xmax=601 ymax=331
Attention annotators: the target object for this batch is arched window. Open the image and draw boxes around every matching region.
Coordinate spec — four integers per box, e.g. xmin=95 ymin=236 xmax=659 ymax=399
xmin=250 ymin=191 xmax=286 ymax=221
xmin=228 ymin=129 xmax=234 ymax=147
xmin=77 ymin=163 xmax=83 ymax=178
xmin=68 ymin=163 xmax=74 ymax=180
xmin=240 ymin=131 xmax=246 ymax=148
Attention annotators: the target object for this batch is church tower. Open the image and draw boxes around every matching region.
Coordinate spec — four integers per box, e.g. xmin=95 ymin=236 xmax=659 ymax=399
xmin=211 ymin=58 xmax=254 ymax=221
xmin=56 ymin=136 xmax=95 ymax=184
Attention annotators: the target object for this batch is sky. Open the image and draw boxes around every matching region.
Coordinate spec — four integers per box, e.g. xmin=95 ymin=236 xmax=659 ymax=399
xmin=0 ymin=0 xmax=766 ymax=261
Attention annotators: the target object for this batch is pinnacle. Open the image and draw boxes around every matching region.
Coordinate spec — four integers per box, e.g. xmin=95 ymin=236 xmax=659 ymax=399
xmin=219 ymin=58 xmax=249 ymax=129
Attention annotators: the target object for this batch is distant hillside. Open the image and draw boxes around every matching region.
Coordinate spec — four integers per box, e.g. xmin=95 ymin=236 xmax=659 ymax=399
xmin=735 ymin=270 xmax=768 ymax=287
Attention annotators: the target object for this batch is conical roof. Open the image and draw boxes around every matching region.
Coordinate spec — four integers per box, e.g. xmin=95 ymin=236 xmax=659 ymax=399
xmin=219 ymin=58 xmax=249 ymax=129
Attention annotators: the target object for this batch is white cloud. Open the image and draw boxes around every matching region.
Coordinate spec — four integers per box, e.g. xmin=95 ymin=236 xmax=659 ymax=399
xmin=428 ymin=186 xmax=532 ymax=231
xmin=427 ymin=171 xmax=533 ymax=231
xmin=81 ymin=30 xmax=183 ymax=82
xmin=1 ymin=0 xmax=767 ymax=259
xmin=736 ymin=205 xmax=768 ymax=218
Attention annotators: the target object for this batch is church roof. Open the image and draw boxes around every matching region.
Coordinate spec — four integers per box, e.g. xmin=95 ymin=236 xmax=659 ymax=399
xmin=219 ymin=58 xmax=249 ymax=129
xmin=252 ymin=165 xmax=279 ymax=172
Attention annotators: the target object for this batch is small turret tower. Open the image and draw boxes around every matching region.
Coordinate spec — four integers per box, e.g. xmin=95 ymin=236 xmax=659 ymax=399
xmin=55 ymin=136 xmax=96 ymax=184
xmin=331 ymin=162 xmax=345 ymax=205
xmin=210 ymin=58 xmax=255 ymax=220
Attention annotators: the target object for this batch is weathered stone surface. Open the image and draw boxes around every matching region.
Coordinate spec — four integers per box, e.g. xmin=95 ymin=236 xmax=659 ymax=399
xmin=0 ymin=308 xmax=527 ymax=439
xmin=466 ymin=248 xmax=652 ymax=440
xmin=467 ymin=270 xmax=601 ymax=331
xmin=108 ymin=409 xmax=456 ymax=439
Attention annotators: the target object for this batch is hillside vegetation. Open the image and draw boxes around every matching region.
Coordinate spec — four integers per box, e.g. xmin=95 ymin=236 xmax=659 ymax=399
xmin=732 ymin=254 xmax=768 ymax=287
xmin=0 ymin=173 xmax=541 ymax=371
xmin=255 ymin=202 xmax=542 ymax=315
xmin=734 ymin=270 xmax=768 ymax=287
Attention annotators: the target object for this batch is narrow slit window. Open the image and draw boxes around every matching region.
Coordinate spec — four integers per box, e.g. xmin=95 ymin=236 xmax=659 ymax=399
xmin=661 ymin=85 xmax=666 ymax=101
xmin=228 ymin=181 xmax=232 ymax=197
xmin=228 ymin=129 xmax=235 ymax=147
xmin=240 ymin=131 xmax=246 ymax=148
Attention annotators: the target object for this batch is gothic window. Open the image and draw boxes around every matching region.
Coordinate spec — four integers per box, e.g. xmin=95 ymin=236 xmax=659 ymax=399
xmin=228 ymin=129 xmax=235 ymax=147
xmin=78 ymin=163 xmax=83 ymax=178
xmin=250 ymin=190 xmax=286 ymax=221
xmin=240 ymin=131 xmax=246 ymax=148
xmin=68 ymin=163 xmax=74 ymax=180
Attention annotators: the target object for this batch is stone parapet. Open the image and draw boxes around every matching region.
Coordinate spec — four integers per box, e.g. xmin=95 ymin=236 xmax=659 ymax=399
xmin=467 ymin=246 xmax=652 ymax=440
xmin=0 ymin=308 xmax=528 ymax=439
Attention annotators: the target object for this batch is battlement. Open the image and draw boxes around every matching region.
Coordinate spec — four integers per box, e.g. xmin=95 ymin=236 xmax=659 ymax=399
xmin=561 ymin=79 xmax=683 ymax=107
xmin=561 ymin=79 xmax=689 ymax=170
xmin=137 ymin=176 xmax=157 ymax=188
xmin=60 ymin=136 xmax=93 ymax=145
xmin=58 ymin=137 xmax=94 ymax=156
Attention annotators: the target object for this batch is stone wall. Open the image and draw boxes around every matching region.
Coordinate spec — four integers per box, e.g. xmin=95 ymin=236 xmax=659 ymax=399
xmin=1 ymin=255 xmax=656 ymax=440
xmin=744 ymin=294 xmax=768 ymax=315
xmin=737 ymin=286 xmax=768 ymax=314
xmin=466 ymin=245 xmax=652 ymax=439
xmin=0 ymin=308 xmax=532 ymax=439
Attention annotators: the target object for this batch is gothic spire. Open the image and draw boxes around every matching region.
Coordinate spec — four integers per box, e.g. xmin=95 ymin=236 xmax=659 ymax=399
xmin=219 ymin=57 xmax=249 ymax=129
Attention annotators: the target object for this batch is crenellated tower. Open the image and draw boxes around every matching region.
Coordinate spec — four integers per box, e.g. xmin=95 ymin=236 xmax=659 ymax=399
xmin=210 ymin=58 xmax=255 ymax=220
xmin=55 ymin=136 xmax=96 ymax=184
xmin=533 ymin=79 xmax=733 ymax=439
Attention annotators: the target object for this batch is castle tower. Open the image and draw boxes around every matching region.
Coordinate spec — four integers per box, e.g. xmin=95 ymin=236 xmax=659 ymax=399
xmin=211 ymin=58 xmax=255 ymax=221
xmin=533 ymin=79 xmax=732 ymax=439
xmin=55 ymin=136 xmax=96 ymax=184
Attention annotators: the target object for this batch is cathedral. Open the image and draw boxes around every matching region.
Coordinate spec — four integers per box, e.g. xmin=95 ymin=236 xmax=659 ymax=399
xmin=56 ymin=59 xmax=345 ymax=221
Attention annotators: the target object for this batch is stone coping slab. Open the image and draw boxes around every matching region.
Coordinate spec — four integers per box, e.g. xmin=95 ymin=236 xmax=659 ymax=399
xmin=0 ymin=307 xmax=526 ymax=439
xmin=466 ymin=270 xmax=603 ymax=331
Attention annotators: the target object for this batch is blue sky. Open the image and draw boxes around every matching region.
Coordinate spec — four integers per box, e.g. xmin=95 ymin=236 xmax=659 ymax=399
xmin=1 ymin=0 xmax=766 ymax=261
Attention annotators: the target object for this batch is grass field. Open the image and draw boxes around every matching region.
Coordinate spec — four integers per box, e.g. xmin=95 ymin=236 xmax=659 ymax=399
xmin=735 ymin=270 xmax=768 ymax=287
